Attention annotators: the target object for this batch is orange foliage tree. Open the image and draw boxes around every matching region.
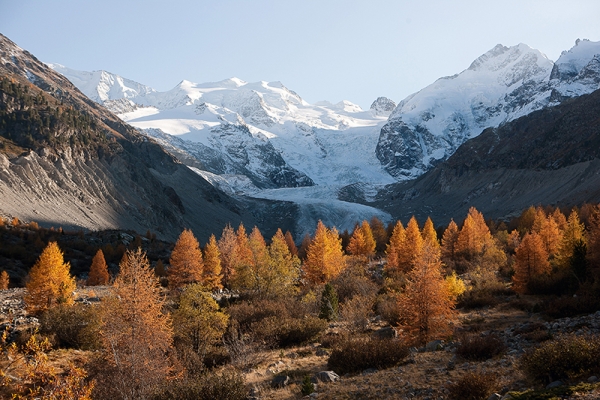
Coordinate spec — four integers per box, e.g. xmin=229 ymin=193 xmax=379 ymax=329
xmin=304 ymin=221 xmax=346 ymax=285
xmin=217 ymin=224 xmax=238 ymax=288
xmin=385 ymin=220 xmax=406 ymax=277
xmin=97 ymin=248 xmax=175 ymax=399
xmin=347 ymin=220 xmax=376 ymax=258
xmin=512 ymin=232 xmax=550 ymax=293
xmin=441 ymin=219 xmax=459 ymax=268
xmin=87 ymin=249 xmax=109 ymax=286
xmin=25 ymin=242 xmax=76 ymax=314
xmin=284 ymin=230 xmax=299 ymax=257
xmin=0 ymin=271 xmax=9 ymax=290
xmin=202 ymin=234 xmax=223 ymax=290
xmin=168 ymin=229 xmax=204 ymax=289
xmin=555 ymin=209 xmax=586 ymax=269
xmin=396 ymin=243 xmax=456 ymax=345
xmin=532 ymin=207 xmax=562 ymax=257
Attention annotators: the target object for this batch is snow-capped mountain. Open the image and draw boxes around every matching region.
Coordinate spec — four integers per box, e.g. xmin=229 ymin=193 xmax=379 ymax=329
xmin=377 ymin=39 xmax=600 ymax=179
xmin=370 ymin=97 xmax=396 ymax=117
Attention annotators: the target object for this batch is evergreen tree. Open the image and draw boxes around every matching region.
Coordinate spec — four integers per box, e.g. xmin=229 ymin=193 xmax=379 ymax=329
xmin=318 ymin=283 xmax=339 ymax=321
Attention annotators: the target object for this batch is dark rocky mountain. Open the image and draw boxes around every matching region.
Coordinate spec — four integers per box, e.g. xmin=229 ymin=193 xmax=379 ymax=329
xmin=0 ymin=33 xmax=296 ymax=241
xmin=343 ymin=88 xmax=600 ymax=225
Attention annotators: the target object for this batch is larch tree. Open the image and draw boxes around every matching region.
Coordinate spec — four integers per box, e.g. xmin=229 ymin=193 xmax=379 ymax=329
xmin=87 ymin=249 xmax=109 ymax=286
xmin=217 ymin=224 xmax=238 ymax=288
xmin=441 ymin=219 xmax=460 ymax=267
xmin=304 ymin=221 xmax=346 ymax=285
xmin=233 ymin=223 xmax=255 ymax=285
xmin=385 ymin=220 xmax=406 ymax=277
xmin=370 ymin=216 xmax=389 ymax=255
xmin=232 ymin=226 xmax=268 ymax=294
xmin=555 ymin=209 xmax=586 ymax=269
xmin=552 ymin=208 xmax=568 ymax=231
xmin=347 ymin=220 xmax=376 ymax=258
xmin=172 ymin=283 xmax=228 ymax=361
xmin=402 ymin=216 xmax=424 ymax=271
xmin=396 ymin=243 xmax=456 ymax=345
xmin=421 ymin=217 xmax=440 ymax=258
xmin=0 ymin=271 xmax=9 ymax=290
xmin=267 ymin=229 xmax=301 ymax=297
xmin=202 ymin=234 xmax=223 ymax=290
xmin=532 ymin=208 xmax=562 ymax=257
xmin=586 ymin=207 xmax=600 ymax=270
xmin=512 ymin=232 xmax=550 ymax=294
xmin=25 ymin=242 xmax=76 ymax=314
xmin=284 ymin=230 xmax=299 ymax=257
xmin=168 ymin=229 xmax=204 ymax=290
xmin=97 ymin=248 xmax=175 ymax=400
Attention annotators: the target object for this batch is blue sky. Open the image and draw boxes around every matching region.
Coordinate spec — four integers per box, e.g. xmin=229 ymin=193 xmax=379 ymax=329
xmin=2 ymin=0 xmax=600 ymax=108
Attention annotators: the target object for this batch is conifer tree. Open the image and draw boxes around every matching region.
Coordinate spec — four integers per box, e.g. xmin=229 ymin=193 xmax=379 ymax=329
xmin=370 ymin=216 xmax=389 ymax=255
xmin=318 ymin=283 xmax=339 ymax=321
xmin=347 ymin=220 xmax=376 ymax=258
xmin=232 ymin=226 xmax=268 ymax=294
xmin=298 ymin=232 xmax=312 ymax=260
xmin=172 ymin=284 xmax=228 ymax=360
xmin=397 ymin=243 xmax=456 ymax=345
xmin=0 ymin=271 xmax=9 ymax=290
xmin=512 ymin=232 xmax=550 ymax=293
xmin=284 ymin=230 xmax=299 ymax=257
xmin=441 ymin=219 xmax=459 ymax=266
xmin=304 ymin=221 xmax=346 ymax=285
xmin=422 ymin=217 xmax=440 ymax=258
xmin=555 ymin=209 xmax=586 ymax=269
xmin=25 ymin=242 xmax=76 ymax=314
xmin=97 ymin=248 xmax=174 ymax=399
xmin=87 ymin=249 xmax=109 ymax=286
xmin=154 ymin=259 xmax=167 ymax=277
xmin=217 ymin=224 xmax=238 ymax=288
xmin=267 ymin=229 xmax=300 ymax=297
xmin=203 ymin=234 xmax=223 ymax=290
xmin=168 ymin=229 xmax=204 ymax=289
xmin=385 ymin=220 xmax=406 ymax=277
xmin=399 ymin=216 xmax=425 ymax=272
xmin=532 ymin=207 xmax=561 ymax=257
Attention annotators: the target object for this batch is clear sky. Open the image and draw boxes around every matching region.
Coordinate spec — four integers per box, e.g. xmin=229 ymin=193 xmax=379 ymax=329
xmin=2 ymin=0 xmax=600 ymax=109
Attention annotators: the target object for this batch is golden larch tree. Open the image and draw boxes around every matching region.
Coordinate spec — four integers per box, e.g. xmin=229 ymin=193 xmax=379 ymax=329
xmin=0 ymin=271 xmax=9 ymax=290
xmin=87 ymin=249 xmax=109 ymax=286
xmin=512 ymin=232 xmax=550 ymax=293
xmin=25 ymin=242 xmax=75 ymax=314
xmin=370 ymin=216 xmax=389 ymax=255
xmin=267 ymin=229 xmax=301 ymax=297
xmin=97 ymin=248 xmax=175 ymax=400
xmin=385 ymin=220 xmax=406 ymax=277
xmin=401 ymin=216 xmax=424 ymax=271
xmin=555 ymin=209 xmax=586 ymax=269
xmin=304 ymin=221 xmax=346 ymax=285
xmin=202 ymin=234 xmax=223 ymax=290
xmin=397 ymin=243 xmax=456 ymax=345
xmin=284 ymin=230 xmax=299 ymax=257
xmin=441 ymin=219 xmax=460 ymax=266
xmin=217 ymin=224 xmax=238 ymax=288
xmin=168 ymin=229 xmax=204 ymax=289
xmin=347 ymin=220 xmax=376 ymax=258
xmin=232 ymin=226 xmax=268 ymax=294
xmin=532 ymin=207 xmax=562 ymax=257
xmin=421 ymin=217 xmax=440 ymax=258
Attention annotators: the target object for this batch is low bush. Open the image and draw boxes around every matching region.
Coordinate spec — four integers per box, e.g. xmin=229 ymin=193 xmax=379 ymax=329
xmin=39 ymin=303 xmax=101 ymax=350
xmin=457 ymin=289 xmax=498 ymax=309
xmin=456 ymin=333 xmax=506 ymax=361
xmin=152 ymin=368 xmax=246 ymax=400
xmin=253 ymin=316 xmax=327 ymax=348
xmin=376 ymin=292 xmax=401 ymax=326
xmin=340 ymin=295 xmax=374 ymax=332
xmin=327 ymin=337 xmax=409 ymax=374
xmin=520 ymin=334 xmax=600 ymax=384
xmin=447 ymin=371 xmax=498 ymax=400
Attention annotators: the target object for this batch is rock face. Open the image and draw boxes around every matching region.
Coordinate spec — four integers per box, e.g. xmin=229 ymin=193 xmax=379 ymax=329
xmin=367 ymin=87 xmax=600 ymax=225
xmin=376 ymin=40 xmax=600 ymax=180
xmin=370 ymin=97 xmax=396 ymax=117
xmin=0 ymin=33 xmax=296 ymax=241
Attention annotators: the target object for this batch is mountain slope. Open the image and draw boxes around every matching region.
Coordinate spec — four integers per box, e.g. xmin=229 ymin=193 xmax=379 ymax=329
xmin=376 ymin=40 xmax=600 ymax=179
xmin=360 ymin=88 xmax=600 ymax=225
xmin=0 ymin=33 xmax=295 ymax=241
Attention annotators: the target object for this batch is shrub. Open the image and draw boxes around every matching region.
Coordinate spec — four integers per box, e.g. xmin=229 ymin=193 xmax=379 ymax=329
xmin=252 ymin=316 xmax=327 ymax=348
xmin=152 ymin=368 xmax=246 ymax=400
xmin=340 ymin=295 xmax=374 ymax=332
xmin=458 ymin=289 xmax=498 ymax=309
xmin=39 ymin=303 xmax=101 ymax=350
xmin=319 ymin=283 xmax=339 ymax=321
xmin=520 ymin=334 xmax=600 ymax=384
xmin=456 ymin=333 xmax=506 ymax=361
xmin=376 ymin=292 xmax=401 ymax=325
xmin=327 ymin=337 xmax=409 ymax=374
xmin=447 ymin=371 xmax=498 ymax=400
xmin=301 ymin=375 xmax=315 ymax=396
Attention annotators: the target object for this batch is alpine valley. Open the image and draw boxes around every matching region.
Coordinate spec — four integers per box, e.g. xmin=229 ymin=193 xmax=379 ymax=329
xmin=2 ymin=32 xmax=600 ymax=238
